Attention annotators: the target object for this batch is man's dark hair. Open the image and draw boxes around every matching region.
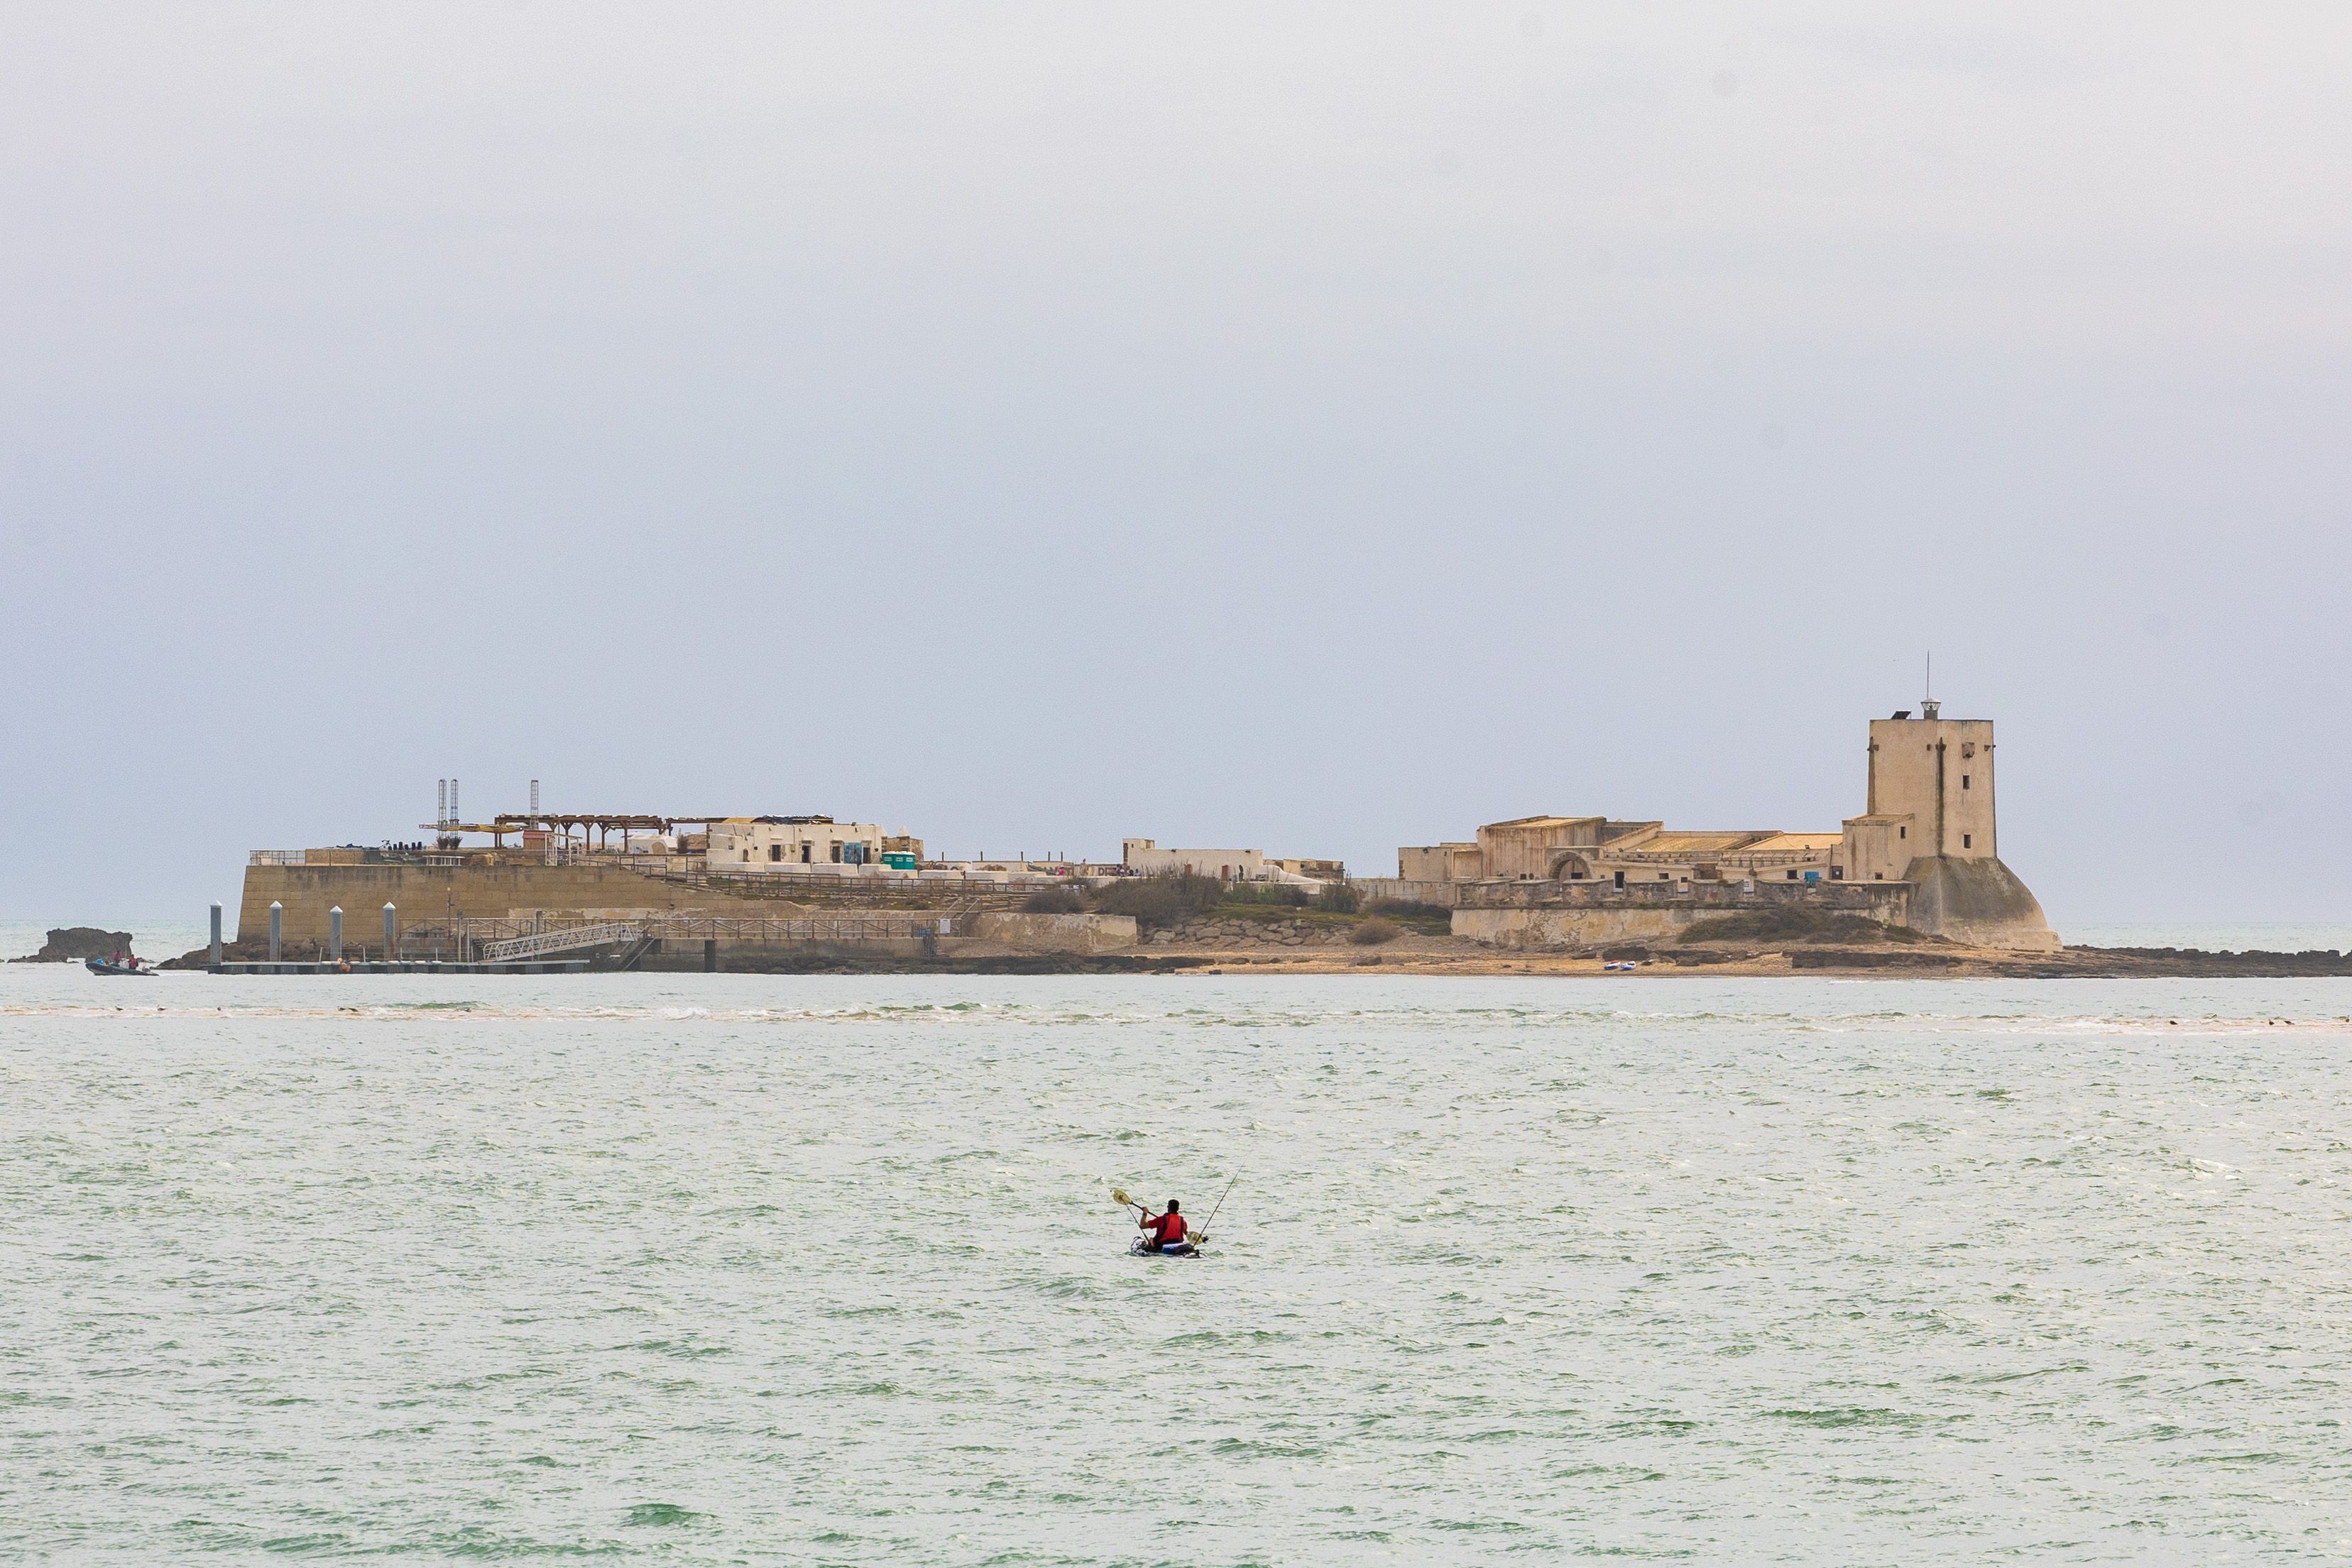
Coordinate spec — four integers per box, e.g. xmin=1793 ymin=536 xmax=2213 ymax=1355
xmin=1166 ymin=1199 xmax=1179 ymax=1211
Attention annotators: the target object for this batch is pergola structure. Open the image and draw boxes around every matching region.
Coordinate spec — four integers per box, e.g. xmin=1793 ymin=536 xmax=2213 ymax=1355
xmin=417 ymin=813 xmax=738 ymax=850
xmin=418 ymin=813 xmax=843 ymax=852
xmin=491 ymin=813 xmax=736 ymax=851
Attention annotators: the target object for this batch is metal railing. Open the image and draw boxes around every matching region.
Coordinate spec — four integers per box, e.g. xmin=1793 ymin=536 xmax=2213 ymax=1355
xmin=248 ymin=850 xmax=307 ymax=865
xmin=642 ymin=914 xmax=949 ymax=943
xmin=478 ymin=921 xmax=643 ymax=963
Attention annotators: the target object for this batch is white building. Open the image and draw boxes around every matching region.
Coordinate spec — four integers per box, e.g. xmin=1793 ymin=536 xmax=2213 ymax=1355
xmin=709 ymin=816 xmax=888 ymax=872
xmin=1122 ymin=838 xmax=1278 ymax=882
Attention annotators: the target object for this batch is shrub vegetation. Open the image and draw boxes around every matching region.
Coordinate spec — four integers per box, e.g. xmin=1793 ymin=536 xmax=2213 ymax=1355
xmin=1092 ymin=872 xmax=1227 ymax=931
xmin=1365 ymin=898 xmax=1450 ymax=936
xmin=1222 ymin=883 xmax=1310 ymax=907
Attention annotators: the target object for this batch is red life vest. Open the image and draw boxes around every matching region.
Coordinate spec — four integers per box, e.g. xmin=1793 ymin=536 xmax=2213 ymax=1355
xmin=1149 ymin=1212 xmax=1185 ymax=1245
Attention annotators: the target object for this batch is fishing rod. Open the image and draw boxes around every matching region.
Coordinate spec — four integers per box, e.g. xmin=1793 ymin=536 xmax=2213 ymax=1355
xmin=1195 ymin=1174 xmax=1240 ymax=1241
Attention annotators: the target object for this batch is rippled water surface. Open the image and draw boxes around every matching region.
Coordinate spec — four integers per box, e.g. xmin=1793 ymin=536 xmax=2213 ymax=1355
xmin=8 ymin=970 xmax=2352 ymax=1563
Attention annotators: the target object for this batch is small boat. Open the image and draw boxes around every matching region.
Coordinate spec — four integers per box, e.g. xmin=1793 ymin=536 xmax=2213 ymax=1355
xmin=84 ymin=957 xmax=153 ymax=977
xmin=1129 ymin=1237 xmax=1202 ymax=1259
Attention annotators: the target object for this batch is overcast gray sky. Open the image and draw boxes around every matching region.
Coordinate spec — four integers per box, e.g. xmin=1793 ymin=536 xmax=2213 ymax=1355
xmin=4 ymin=4 xmax=2347 ymax=928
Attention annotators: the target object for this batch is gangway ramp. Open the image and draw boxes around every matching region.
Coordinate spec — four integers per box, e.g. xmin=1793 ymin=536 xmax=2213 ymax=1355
xmin=479 ymin=921 xmax=642 ymax=964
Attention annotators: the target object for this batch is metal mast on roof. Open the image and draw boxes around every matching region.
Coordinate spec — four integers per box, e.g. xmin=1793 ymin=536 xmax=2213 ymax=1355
xmin=1920 ymin=652 xmax=1939 ymax=720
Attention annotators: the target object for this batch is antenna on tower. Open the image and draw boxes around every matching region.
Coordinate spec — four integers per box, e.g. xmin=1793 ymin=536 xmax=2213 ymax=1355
xmin=438 ymin=779 xmax=447 ymax=828
xmin=530 ymin=778 xmax=540 ymax=815
xmin=1920 ymin=652 xmax=1940 ymax=721
xmin=452 ymin=777 xmax=459 ymax=826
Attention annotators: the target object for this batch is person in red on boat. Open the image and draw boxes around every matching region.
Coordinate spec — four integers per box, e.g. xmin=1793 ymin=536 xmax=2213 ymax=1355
xmin=1140 ymin=1197 xmax=1188 ymax=1252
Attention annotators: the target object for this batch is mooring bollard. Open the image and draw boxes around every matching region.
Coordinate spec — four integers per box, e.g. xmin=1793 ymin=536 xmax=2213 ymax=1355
xmin=269 ymin=901 xmax=283 ymax=961
xmin=329 ymin=906 xmax=343 ymax=961
xmin=383 ymin=902 xmax=397 ymax=960
xmin=209 ymin=903 xmax=222 ymax=967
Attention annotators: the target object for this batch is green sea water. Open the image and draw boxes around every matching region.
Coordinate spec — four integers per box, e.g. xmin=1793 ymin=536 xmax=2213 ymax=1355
xmin=6 ymin=967 xmax=2352 ymax=1562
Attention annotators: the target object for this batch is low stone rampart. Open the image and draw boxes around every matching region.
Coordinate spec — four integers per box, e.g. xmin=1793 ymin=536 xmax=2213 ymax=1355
xmin=968 ymin=913 xmax=1138 ymax=953
xmin=1353 ymin=879 xmax=1474 ymax=908
xmin=1450 ymin=879 xmax=1910 ymax=950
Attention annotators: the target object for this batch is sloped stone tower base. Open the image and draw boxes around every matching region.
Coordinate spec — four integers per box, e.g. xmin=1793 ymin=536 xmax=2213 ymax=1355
xmin=1903 ymin=855 xmax=2060 ymax=952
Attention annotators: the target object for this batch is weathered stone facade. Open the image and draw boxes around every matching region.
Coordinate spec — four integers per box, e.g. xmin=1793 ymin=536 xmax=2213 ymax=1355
xmin=1446 ymin=879 xmax=1913 ymax=950
xmin=237 ymin=862 xmax=792 ymax=945
xmin=1393 ymin=704 xmax=2061 ymax=951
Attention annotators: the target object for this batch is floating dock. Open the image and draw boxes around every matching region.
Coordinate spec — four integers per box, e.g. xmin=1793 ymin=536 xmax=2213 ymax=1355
xmin=209 ymin=960 xmax=591 ymax=976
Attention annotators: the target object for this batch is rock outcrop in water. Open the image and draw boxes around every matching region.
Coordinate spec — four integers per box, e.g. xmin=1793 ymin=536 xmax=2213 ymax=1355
xmin=9 ymin=927 xmax=137 ymax=963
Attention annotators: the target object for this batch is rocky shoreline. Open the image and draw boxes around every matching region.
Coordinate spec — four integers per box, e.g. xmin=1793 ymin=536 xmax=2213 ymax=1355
xmin=670 ymin=941 xmax=2352 ymax=978
xmin=19 ymin=923 xmax=2352 ymax=980
xmin=1107 ymin=936 xmax=2352 ymax=979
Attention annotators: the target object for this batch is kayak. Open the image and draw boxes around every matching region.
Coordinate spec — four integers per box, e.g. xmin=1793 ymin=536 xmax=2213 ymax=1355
xmin=84 ymin=958 xmax=153 ymax=977
xmin=1129 ymin=1237 xmax=1202 ymax=1259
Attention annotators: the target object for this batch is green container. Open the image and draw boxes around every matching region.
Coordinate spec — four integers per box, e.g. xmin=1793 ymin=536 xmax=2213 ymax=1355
xmin=881 ymin=851 xmax=919 ymax=870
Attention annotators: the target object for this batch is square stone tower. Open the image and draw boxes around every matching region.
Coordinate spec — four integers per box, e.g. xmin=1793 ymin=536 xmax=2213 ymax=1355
xmin=1864 ymin=702 xmax=1996 ymax=867
xmin=1842 ymin=701 xmax=2057 ymax=950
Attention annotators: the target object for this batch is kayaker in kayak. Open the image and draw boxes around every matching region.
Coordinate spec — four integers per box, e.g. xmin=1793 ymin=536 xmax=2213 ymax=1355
xmin=1139 ymin=1198 xmax=1188 ymax=1253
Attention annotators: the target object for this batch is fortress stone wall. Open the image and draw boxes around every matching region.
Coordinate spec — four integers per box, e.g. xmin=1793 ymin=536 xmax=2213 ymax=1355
xmin=1447 ymin=879 xmax=1913 ymax=950
xmin=236 ymin=862 xmax=784 ymax=946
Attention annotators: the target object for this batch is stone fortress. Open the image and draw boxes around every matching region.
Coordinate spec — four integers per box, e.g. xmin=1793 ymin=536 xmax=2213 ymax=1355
xmin=221 ymin=700 xmax=2057 ymax=966
xmin=1384 ymin=701 xmax=2060 ymax=952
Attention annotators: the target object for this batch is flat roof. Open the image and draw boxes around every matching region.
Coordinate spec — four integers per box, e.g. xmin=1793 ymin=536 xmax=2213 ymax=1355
xmin=1631 ymin=830 xmax=1769 ymax=852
